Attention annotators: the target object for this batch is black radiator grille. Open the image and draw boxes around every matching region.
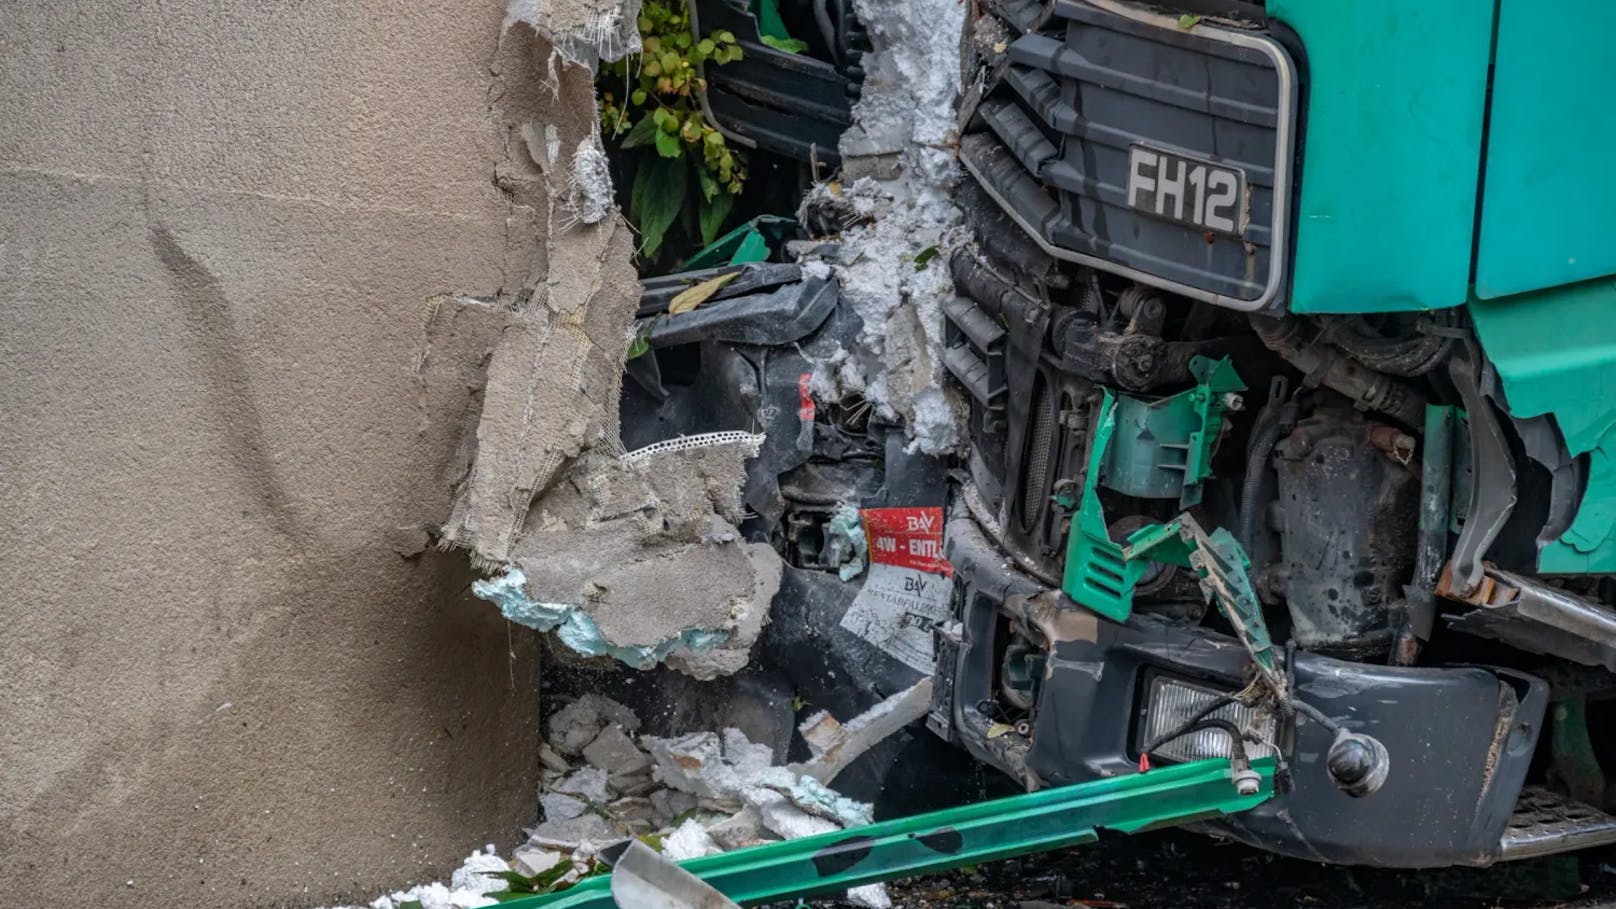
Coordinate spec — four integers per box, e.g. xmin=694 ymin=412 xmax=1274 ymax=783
xmin=962 ymin=0 xmax=1295 ymax=309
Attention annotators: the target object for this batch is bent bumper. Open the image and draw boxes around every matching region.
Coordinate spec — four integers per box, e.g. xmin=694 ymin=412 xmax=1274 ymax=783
xmin=931 ymin=514 xmax=1548 ymax=867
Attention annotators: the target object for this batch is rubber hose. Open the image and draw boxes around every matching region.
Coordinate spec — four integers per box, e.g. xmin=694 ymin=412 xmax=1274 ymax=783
xmin=1239 ymin=416 xmax=1284 ymax=553
xmin=1250 ymin=315 xmax=1427 ymax=428
xmin=1320 ymin=313 xmax=1456 ymax=377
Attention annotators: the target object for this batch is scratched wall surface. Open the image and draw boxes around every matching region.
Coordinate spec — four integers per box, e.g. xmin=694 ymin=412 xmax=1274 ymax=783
xmin=0 ymin=3 xmax=552 ymax=905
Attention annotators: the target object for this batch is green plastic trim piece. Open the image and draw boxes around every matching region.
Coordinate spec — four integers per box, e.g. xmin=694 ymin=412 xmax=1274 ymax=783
xmin=749 ymin=0 xmax=791 ymax=42
xmin=1179 ymin=516 xmax=1282 ymax=693
xmin=1063 ymin=359 xmax=1243 ymax=621
xmin=1102 ymin=356 xmax=1245 ymax=508
xmin=1063 ymin=391 xmax=1152 ymax=622
xmin=684 ymin=215 xmax=795 ymax=270
xmin=503 ymin=758 xmax=1274 ymax=909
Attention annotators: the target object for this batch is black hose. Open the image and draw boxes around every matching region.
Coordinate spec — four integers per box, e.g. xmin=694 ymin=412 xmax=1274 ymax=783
xmin=1238 ymin=415 xmax=1284 ymax=553
xmin=1249 ymin=315 xmax=1427 ymax=428
xmin=1290 ymin=698 xmax=1344 ymax=736
xmin=1318 ymin=312 xmax=1457 ymax=377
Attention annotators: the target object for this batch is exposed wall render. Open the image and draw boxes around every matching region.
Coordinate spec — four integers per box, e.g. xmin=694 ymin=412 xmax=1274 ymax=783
xmin=445 ymin=7 xmax=781 ymax=678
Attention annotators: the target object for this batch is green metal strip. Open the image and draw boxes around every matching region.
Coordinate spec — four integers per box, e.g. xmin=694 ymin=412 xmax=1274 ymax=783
xmin=506 ymin=758 xmax=1274 ymax=908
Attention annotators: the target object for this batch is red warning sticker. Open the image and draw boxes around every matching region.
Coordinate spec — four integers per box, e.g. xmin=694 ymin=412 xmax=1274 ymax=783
xmin=861 ymin=506 xmax=951 ymax=576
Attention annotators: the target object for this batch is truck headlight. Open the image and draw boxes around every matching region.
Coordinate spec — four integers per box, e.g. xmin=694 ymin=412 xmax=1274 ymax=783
xmin=1141 ymin=675 xmax=1274 ymax=763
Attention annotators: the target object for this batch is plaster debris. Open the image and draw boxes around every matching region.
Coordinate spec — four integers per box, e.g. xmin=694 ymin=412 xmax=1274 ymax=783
xmin=510 ymin=845 xmax=564 ymax=878
xmin=469 ymin=435 xmax=782 ymax=679
xmin=539 ymin=790 xmax=589 ymax=822
xmin=793 ymin=679 xmax=935 ymax=784
xmin=354 ymin=847 xmax=509 ymax=909
xmin=503 ymin=0 xmax=645 ymax=66
xmin=508 ymin=715 xmax=922 ymax=906
xmin=545 ymin=693 xmax=642 ymax=756
xmin=662 ymin=818 xmax=722 ymax=861
xmin=794 ymin=0 xmax=973 ymax=456
xmin=581 ymin=723 xmax=653 ymax=777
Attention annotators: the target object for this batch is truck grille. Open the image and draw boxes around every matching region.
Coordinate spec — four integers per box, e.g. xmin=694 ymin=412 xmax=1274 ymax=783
xmin=961 ymin=0 xmax=1296 ymax=309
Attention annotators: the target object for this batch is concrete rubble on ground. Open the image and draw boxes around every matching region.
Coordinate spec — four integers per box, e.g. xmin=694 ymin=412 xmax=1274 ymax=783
xmin=522 ymin=691 xmax=916 ymax=908
xmin=335 ymin=687 xmax=928 ymax=909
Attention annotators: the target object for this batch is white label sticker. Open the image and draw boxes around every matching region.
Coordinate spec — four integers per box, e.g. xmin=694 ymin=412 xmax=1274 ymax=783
xmin=839 ymin=563 xmax=954 ymax=673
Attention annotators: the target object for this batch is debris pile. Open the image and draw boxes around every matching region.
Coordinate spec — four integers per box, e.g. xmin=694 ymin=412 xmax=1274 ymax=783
xmin=339 ymin=686 xmax=930 ymax=909
xmin=523 ymin=691 xmax=913 ymax=907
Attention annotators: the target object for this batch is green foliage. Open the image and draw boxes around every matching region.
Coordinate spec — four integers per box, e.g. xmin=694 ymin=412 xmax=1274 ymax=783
xmin=760 ymin=35 xmax=809 ymax=53
xmin=601 ymin=0 xmax=747 ymax=260
xmin=480 ymin=857 xmax=585 ymax=901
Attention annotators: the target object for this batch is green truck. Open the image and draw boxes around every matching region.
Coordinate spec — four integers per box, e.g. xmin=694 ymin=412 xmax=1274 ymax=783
xmin=935 ymin=0 xmax=1616 ymax=867
xmin=627 ymin=0 xmax=1616 ymax=871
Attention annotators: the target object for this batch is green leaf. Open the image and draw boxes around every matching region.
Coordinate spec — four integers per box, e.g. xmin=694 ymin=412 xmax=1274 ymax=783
xmin=913 ymin=245 xmax=940 ymax=269
xmin=699 ymin=192 xmax=734 ymax=246
xmin=479 ymin=870 xmax=538 ymax=893
xmin=654 ymin=130 xmax=682 ymax=158
xmin=1177 ymin=13 xmax=1203 ymax=28
xmin=630 ymin=88 xmax=647 ymax=105
xmin=696 ymin=167 xmax=719 ymax=202
xmin=530 ymin=858 xmax=577 ymax=889
xmin=620 ymin=114 xmax=658 ymax=149
xmin=760 ymin=35 xmax=809 ymax=53
xmin=630 ymin=154 xmax=687 ymax=259
xmin=668 ymin=271 xmax=740 ymax=314
xmin=399 ymin=902 xmax=424 ymax=909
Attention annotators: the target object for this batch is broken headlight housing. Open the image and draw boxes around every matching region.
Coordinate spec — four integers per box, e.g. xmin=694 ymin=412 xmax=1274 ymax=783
xmin=1139 ymin=674 xmax=1274 ymax=764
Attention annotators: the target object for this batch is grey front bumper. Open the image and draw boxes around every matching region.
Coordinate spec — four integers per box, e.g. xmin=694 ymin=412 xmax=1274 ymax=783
xmin=931 ymin=513 xmax=1548 ymax=867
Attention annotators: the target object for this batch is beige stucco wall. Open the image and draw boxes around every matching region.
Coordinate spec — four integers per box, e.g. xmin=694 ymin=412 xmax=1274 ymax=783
xmin=0 ymin=3 xmax=558 ymax=905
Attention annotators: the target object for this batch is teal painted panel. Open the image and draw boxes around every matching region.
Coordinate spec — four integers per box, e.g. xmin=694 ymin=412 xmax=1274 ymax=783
xmin=1268 ymin=0 xmax=1491 ymax=314
xmin=1469 ymin=277 xmax=1616 ymax=573
xmin=1474 ymin=1 xmax=1616 ymax=299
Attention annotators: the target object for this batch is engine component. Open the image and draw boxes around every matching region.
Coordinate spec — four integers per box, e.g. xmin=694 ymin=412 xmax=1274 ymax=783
xmin=1250 ymin=314 xmax=1427 ymax=428
xmin=1315 ymin=311 xmax=1458 ymax=377
xmin=1273 ymin=408 xmax=1419 ymax=657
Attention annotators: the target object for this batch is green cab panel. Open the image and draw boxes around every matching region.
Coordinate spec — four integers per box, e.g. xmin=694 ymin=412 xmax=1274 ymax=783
xmin=1473 ymin=0 xmax=1616 ymax=299
xmin=1470 ymin=277 xmax=1616 ymax=572
xmin=1267 ymin=0 xmax=1491 ymax=314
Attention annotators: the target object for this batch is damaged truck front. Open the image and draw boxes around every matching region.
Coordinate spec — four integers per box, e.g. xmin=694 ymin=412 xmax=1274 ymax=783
xmin=482 ymin=0 xmax=1616 ymax=880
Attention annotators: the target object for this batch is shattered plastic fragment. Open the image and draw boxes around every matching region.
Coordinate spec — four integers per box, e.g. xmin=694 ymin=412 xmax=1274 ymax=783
xmin=471 ymin=569 xmax=730 ymax=670
xmin=825 ymin=503 xmax=868 ymax=581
